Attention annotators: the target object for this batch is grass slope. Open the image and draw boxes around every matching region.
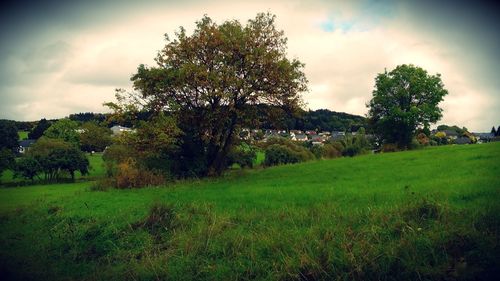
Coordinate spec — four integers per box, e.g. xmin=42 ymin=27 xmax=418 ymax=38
xmin=0 ymin=143 xmax=499 ymax=280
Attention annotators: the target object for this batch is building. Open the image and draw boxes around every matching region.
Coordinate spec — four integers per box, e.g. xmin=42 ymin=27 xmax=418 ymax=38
xmin=18 ymin=139 xmax=36 ymax=154
xmin=110 ymin=125 xmax=133 ymax=136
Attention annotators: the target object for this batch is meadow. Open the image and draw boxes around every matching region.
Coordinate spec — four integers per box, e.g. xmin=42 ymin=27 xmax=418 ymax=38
xmin=0 ymin=143 xmax=499 ymax=280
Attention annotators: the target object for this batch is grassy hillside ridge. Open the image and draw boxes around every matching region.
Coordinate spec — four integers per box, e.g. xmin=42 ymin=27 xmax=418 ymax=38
xmin=0 ymin=143 xmax=499 ymax=280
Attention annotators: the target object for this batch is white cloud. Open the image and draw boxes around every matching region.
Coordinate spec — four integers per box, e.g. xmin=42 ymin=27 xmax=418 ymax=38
xmin=0 ymin=0 xmax=498 ymax=131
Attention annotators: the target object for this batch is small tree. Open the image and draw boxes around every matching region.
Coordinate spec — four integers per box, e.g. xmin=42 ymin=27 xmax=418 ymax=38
xmin=14 ymin=157 xmax=42 ymax=182
xmin=367 ymin=64 xmax=448 ymax=149
xmin=80 ymin=122 xmax=112 ymax=152
xmin=28 ymin=137 xmax=88 ymax=181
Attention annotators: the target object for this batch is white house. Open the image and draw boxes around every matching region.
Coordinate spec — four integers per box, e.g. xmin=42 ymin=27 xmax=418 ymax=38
xmin=110 ymin=125 xmax=133 ymax=136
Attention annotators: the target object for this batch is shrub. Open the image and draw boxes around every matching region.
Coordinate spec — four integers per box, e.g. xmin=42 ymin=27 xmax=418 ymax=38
xmin=322 ymin=143 xmax=342 ymax=159
xmin=89 ymin=178 xmax=114 ymax=191
xmin=416 ymin=133 xmax=430 ymax=146
xmin=409 ymin=137 xmax=423 ymax=150
xmin=227 ymin=145 xmax=257 ymax=168
xmin=309 ymin=145 xmax=323 ymax=159
xmin=264 ymin=143 xmax=314 ymax=166
xmin=381 ymin=143 xmax=399 ymax=152
xmin=114 ymin=158 xmax=165 ymax=189
xmin=336 ymin=129 xmax=371 ymax=157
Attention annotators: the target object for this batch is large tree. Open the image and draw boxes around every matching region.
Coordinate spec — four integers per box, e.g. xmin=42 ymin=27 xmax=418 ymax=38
xmin=367 ymin=64 xmax=448 ymax=148
xmin=128 ymin=13 xmax=307 ymax=176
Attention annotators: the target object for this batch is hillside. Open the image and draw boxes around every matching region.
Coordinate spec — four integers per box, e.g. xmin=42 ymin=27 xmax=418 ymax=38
xmin=0 ymin=143 xmax=499 ymax=280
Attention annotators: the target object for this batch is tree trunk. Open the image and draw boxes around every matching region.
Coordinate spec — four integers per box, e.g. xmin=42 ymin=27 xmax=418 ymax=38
xmin=207 ymin=111 xmax=238 ymax=176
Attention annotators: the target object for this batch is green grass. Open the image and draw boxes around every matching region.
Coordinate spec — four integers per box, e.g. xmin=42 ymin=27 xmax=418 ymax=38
xmin=17 ymin=131 xmax=28 ymax=140
xmin=0 ymin=143 xmax=499 ymax=280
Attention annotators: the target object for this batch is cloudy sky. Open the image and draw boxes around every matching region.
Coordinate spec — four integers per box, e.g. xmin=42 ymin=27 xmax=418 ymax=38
xmin=0 ymin=0 xmax=498 ymax=131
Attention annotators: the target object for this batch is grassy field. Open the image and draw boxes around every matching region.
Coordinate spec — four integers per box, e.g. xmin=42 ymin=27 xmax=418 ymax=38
xmin=0 ymin=143 xmax=499 ymax=280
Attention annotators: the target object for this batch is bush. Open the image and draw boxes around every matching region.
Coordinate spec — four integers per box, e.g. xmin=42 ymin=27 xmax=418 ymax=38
xmin=309 ymin=145 xmax=323 ymax=159
xmin=336 ymin=129 xmax=371 ymax=157
xmin=264 ymin=143 xmax=314 ymax=166
xmin=227 ymin=145 xmax=257 ymax=168
xmin=114 ymin=158 xmax=165 ymax=189
xmin=416 ymin=133 xmax=430 ymax=146
xmin=89 ymin=178 xmax=114 ymax=191
xmin=409 ymin=137 xmax=423 ymax=150
xmin=381 ymin=143 xmax=399 ymax=152
xmin=322 ymin=143 xmax=342 ymax=159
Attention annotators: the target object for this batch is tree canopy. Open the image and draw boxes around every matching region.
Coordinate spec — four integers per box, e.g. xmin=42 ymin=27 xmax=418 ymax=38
xmin=367 ymin=64 xmax=448 ymax=148
xmin=123 ymin=13 xmax=307 ymax=176
xmin=28 ymin=118 xmax=52 ymax=140
xmin=43 ymin=119 xmax=80 ymax=146
xmin=79 ymin=122 xmax=112 ymax=152
xmin=0 ymin=120 xmax=18 ymax=177
xmin=26 ymin=137 xmax=89 ymax=181
xmin=0 ymin=120 xmax=19 ymax=151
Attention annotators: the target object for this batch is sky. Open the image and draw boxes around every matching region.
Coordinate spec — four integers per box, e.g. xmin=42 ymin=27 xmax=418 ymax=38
xmin=0 ymin=0 xmax=498 ymax=132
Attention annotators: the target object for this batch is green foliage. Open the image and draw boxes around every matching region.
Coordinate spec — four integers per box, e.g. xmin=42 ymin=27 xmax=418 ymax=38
xmin=0 ymin=119 xmax=17 ymax=178
xmin=103 ymin=113 xmax=181 ymax=180
xmin=227 ymin=144 xmax=257 ymax=169
xmin=0 ymin=149 xmax=15 ymax=179
xmin=297 ymin=109 xmax=366 ymax=132
xmin=0 ymin=119 xmax=19 ymax=151
xmin=43 ymin=119 xmax=80 ymax=146
xmin=69 ymin=112 xmax=106 ymax=123
xmin=432 ymin=131 xmax=449 ymax=145
xmin=128 ymin=13 xmax=307 ymax=176
xmin=0 ymin=143 xmax=499 ymax=280
xmin=133 ymin=202 xmax=177 ymax=237
xmin=113 ymin=158 xmax=165 ymax=189
xmin=14 ymin=156 xmax=41 ymax=181
xmin=79 ymin=122 xmax=112 ymax=152
xmin=264 ymin=144 xmax=300 ymax=166
xmin=337 ymin=128 xmax=371 ymax=157
xmin=17 ymin=131 xmax=28 ymax=140
xmin=27 ymin=137 xmax=89 ymax=181
xmin=367 ymin=64 xmax=448 ymax=149
xmin=437 ymin=124 xmax=468 ymax=135
xmin=264 ymin=139 xmax=314 ymax=166
xmin=28 ymin=118 xmax=52 ymax=140
xmin=102 ymin=144 xmax=134 ymax=177
xmin=321 ymin=143 xmax=343 ymax=158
